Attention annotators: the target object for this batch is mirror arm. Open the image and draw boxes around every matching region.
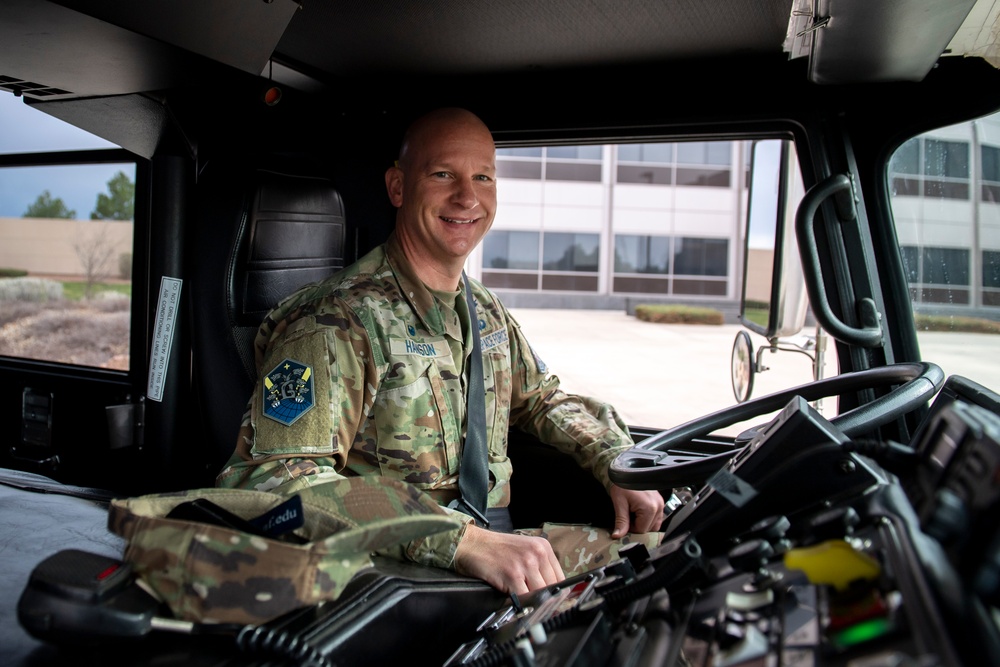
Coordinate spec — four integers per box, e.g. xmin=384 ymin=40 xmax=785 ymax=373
xmin=795 ymin=174 xmax=883 ymax=348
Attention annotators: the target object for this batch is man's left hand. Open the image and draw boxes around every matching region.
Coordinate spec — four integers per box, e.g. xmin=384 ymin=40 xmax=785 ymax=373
xmin=609 ymin=485 xmax=665 ymax=538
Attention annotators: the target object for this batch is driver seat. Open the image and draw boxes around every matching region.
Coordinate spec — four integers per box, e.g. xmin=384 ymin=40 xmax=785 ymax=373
xmin=188 ymin=163 xmax=350 ymax=485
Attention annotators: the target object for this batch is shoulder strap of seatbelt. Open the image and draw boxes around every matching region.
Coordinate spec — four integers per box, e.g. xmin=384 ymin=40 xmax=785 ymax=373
xmin=455 ymin=271 xmax=490 ymax=528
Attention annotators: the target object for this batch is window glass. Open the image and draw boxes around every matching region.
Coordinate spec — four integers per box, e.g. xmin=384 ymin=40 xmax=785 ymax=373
xmin=921 ymin=247 xmax=969 ymax=286
xmin=923 ymin=139 xmax=968 ymax=178
xmin=984 ymin=250 xmax=1000 ymax=289
xmin=899 ymin=245 xmax=920 ymax=283
xmin=483 ymin=230 xmax=539 ymax=270
xmin=889 ymin=110 xmax=1000 ymax=389
xmin=890 ymin=136 xmax=971 ymax=200
xmin=618 ymin=143 xmax=674 ymax=163
xmin=0 ymin=93 xmax=133 ymax=371
xmin=981 ymin=145 xmax=1000 ymax=202
xmin=497 ymin=147 xmax=543 ymax=158
xmin=545 ymin=162 xmax=602 ymax=182
xmin=617 ymin=141 xmax=731 ymax=187
xmin=617 ymin=164 xmax=673 ymax=185
xmin=542 ymin=233 xmax=599 ymax=272
xmin=891 ymin=138 xmax=920 ymax=174
xmin=614 ymin=235 xmax=671 ymax=273
xmin=677 ymin=141 xmax=732 ymax=166
xmin=496 ymin=161 xmax=543 ymax=179
xmin=496 ymin=145 xmax=604 ymax=181
xmin=673 ymin=237 xmax=728 ymax=276
xmin=546 ymin=145 xmax=602 ymax=160
xmin=488 ymin=136 xmax=827 ymax=433
xmin=0 ymin=96 xmax=116 ymax=154
xmin=706 ymin=142 xmax=732 ymax=165
xmin=981 ymin=145 xmax=1000 ymax=182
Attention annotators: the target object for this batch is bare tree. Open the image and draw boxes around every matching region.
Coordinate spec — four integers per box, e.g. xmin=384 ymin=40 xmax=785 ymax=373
xmin=72 ymin=223 xmax=117 ymax=299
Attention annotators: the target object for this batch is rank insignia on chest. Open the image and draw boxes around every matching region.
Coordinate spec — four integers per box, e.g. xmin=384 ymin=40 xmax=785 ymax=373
xmin=262 ymin=358 xmax=315 ymax=426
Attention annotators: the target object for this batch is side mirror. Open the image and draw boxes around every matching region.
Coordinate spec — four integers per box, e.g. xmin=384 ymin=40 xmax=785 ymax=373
xmin=739 ymin=139 xmax=808 ymax=339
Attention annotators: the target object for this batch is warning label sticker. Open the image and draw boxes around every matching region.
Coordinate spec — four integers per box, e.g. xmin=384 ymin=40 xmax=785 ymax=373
xmin=706 ymin=468 xmax=758 ymax=507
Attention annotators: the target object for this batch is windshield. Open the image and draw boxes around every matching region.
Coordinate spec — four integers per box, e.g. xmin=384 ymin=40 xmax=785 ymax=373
xmin=482 ymin=138 xmax=828 ymax=434
xmin=888 ymin=110 xmax=1000 ymax=391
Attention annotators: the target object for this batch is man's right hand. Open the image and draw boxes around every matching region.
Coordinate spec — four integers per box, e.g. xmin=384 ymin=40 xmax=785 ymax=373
xmin=453 ymin=525 xmax=565 ymax=595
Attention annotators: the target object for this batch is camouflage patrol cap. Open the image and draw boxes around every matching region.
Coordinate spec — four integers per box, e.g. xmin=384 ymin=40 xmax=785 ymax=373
xmin=107 ymin=476 xmax=459 ymax=625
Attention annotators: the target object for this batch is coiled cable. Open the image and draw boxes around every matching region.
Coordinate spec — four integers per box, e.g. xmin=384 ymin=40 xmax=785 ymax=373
xmin=235 ymin=622 xmax=333 ymax=667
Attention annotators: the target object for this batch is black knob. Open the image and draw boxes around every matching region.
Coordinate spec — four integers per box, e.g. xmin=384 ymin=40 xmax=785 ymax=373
xmin=727 ymin=538 xmax=774 ymax=573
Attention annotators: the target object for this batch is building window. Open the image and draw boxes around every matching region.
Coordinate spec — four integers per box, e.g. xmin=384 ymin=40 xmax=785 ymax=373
xmin=495 ymin=145 xmax=601 ymax=182
xmin=616 ymin=141 xmax=731 ymax=187
xmin=984 ymin=249 xmax=1000 ymax=306
xmin=611 ymin=235 xmax=728 ymax=296
xmin=616 ymin=143 xmax=674 ymax=185
xmin=613 ymin=234 xmax=671 ymax=294
xmin=615 ymin=235 xmax=670 ymax=274
xmin=481 ymin=230 xmax=540 ymax=289
xmin=482 ymin=230 xmax=539 ymax=270
xmin=982 ymin=145 xmax=1000 ymax=202
xmin=543 ymin=232 xmax=599 ymax=272
xmin=901 ymin=244 xmax=971 ymax=304
xmin=482 ymin=231 xmax=600 ymax=292
xmin=985 ymin=250 xmax=1000 ymax=288
xmin=674 ymin=237 xmax=729 ymax=277
xmin=890 ymin=137 xmax=970 ymax=200
xmin=672 ymin=237 xmax=728 ymax=296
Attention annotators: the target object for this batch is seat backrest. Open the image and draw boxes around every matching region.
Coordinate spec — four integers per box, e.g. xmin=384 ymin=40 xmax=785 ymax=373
xmin=189 ymin=165 xmax=349 ymax=481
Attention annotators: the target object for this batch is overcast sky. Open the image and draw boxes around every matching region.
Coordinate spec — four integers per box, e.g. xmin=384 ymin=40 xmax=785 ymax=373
xmin=0 ymin=92 xmax=131 ymax=219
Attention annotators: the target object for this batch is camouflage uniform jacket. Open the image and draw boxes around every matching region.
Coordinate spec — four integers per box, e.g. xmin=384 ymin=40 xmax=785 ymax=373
xmin=216 ymin=232 xmax=636 ymax=570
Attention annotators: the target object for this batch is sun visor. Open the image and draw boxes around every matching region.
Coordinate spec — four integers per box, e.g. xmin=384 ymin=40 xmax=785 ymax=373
xmin=51 ymin=0 xmax=300 ymax=76
xmin=785 ymin=0 xmax=979 ymax=84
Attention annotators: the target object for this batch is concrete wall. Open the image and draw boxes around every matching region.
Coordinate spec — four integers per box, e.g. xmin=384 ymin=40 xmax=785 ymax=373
xmin=0 ymin=216 xmax=133 ymax=278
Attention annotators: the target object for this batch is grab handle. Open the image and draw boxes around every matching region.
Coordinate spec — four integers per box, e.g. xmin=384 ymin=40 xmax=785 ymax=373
xmin=795 ymin=173 xmax=883 ymax=348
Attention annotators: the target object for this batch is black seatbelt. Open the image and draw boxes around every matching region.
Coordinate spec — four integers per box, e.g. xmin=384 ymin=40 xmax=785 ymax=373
xmin=453 ymin=272 xmax=490 ymax=528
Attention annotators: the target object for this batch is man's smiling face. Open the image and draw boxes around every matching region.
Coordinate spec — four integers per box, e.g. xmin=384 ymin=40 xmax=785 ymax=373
xmin=387 ymin=109 xmax=497 ymax=288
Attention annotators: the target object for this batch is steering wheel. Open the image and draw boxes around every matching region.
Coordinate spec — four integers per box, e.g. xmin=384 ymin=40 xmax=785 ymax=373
xmin=609 ymin=361 xmax=944 ymax=490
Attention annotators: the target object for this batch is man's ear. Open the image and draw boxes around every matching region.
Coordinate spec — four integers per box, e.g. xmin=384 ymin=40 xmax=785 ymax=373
xmin=385 ymin=166 xmax=404 ymax=207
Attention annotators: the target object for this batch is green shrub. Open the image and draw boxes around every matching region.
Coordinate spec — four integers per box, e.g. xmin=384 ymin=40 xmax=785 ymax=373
xmin=61 ymin=281 xmax=131 ymax=301
xmin=0 ymin=277 xmax=63 ymax=302
xmin=635 ymin=304 xmax=725 ymax=325
xmin=914 ymin=313 xmax=1000 ymax=334
xmin=0 ymin=268 xmax=29 ymax=278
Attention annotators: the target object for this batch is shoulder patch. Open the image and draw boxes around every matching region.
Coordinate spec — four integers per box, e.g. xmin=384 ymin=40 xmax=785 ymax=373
xmin=262 ymin=358 xmax=315 ymax=426
xmin=532 ymin=348 xmax=548 ymax=374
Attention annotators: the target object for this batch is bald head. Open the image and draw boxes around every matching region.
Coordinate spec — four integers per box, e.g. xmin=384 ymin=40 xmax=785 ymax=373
xmin=397 ymin=108 xmax=495 ymax=171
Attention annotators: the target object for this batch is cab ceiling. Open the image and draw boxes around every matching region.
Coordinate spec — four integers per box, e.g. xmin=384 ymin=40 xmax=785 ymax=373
xmin=0 ymin=0 xmax=992 ymax=158
xmin=0 ymin=0 xmax=799 ymax=102
xmin=0 ymin=0 xmax=987 ymax=99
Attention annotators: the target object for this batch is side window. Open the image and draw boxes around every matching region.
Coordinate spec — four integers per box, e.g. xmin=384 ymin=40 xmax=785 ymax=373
xmin=0 ymin=94 xmax=135 ymax=371
xmin=888 ymin=110 xmax=1000 ymax=389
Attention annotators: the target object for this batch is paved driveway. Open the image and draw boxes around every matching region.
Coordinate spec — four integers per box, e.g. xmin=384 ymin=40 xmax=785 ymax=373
xmin=509 ymin=309 xmax=999 ymax=435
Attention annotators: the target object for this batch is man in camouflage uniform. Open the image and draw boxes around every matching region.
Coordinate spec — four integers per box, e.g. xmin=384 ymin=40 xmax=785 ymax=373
xmin=217 ymin=107 xmax=665 ymax=595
